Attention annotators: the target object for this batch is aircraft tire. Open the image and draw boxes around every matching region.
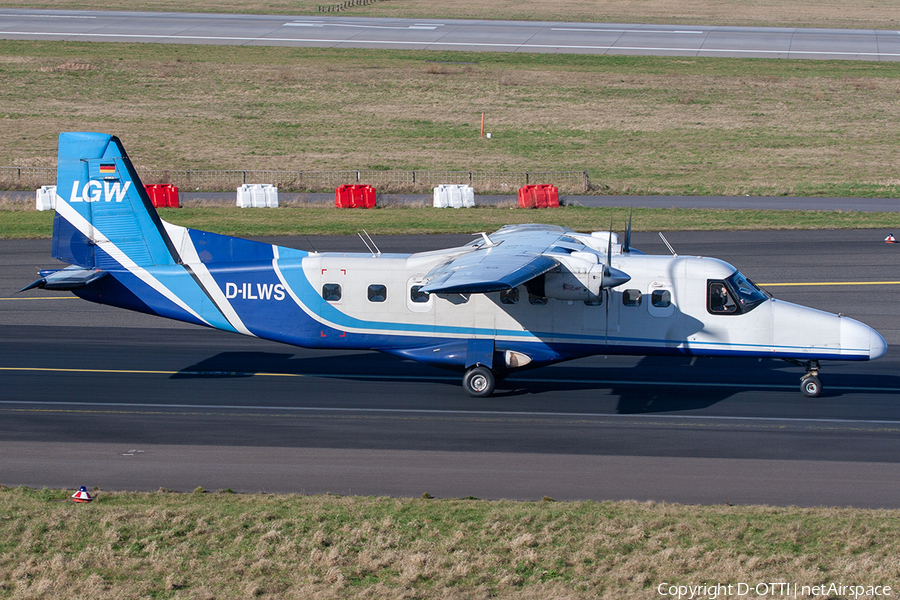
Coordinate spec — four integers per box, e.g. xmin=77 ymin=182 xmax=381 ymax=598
xmin=463 ymin=366 xmax=495 ymax=397
xmin=801 ymin=375 xmax=822 ymax=398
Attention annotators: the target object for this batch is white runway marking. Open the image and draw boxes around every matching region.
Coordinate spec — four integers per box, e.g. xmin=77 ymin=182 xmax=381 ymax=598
xmin=284 ymin=22 xmax=439 ymax=30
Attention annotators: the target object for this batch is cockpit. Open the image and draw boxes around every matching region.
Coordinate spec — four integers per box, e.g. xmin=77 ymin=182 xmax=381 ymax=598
xmin=707 ymin=271 xmax=768 ymax=315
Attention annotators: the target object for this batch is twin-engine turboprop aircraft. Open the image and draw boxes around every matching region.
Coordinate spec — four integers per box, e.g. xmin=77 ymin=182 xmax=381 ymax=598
xmin=26 ymin=132 xmax=887 ymax=397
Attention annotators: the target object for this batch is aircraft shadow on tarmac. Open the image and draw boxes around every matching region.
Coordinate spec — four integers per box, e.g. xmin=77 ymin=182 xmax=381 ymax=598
xmin=171 ymin=351 xmax=900 ymax=413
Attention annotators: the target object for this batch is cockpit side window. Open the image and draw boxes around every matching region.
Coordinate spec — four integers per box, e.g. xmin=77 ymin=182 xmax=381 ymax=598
xmin=707 ymin=281 xmax=737 ymax=314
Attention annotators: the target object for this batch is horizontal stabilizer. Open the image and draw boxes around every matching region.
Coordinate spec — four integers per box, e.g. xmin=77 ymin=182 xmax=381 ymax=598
xmin=19 ymin=266 xmax=107 ymax=292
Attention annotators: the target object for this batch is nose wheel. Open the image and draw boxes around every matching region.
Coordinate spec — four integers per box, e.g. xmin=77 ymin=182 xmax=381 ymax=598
xmin=463 ymin=365 xmax=495 ymax=397
xmin=801 ymin=374 xmax=822 ymax=398
xmin=798 ymin=360 xmax=822 ymax=398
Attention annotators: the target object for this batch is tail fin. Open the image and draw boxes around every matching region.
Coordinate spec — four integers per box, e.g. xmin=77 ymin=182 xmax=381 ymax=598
xmin=53 ymin=132 xmax=179 ymax=269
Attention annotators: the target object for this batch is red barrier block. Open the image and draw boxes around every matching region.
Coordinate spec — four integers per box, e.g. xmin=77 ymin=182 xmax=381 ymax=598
xmin=518 ymin=184 xmax=559 ymax=208
xmin=162 ymin=184 xmax=179 ymax=208
xmin=335 ymin=184 xmax=376 ymax=209
xmin=144 ymin=184 xmax=179 ymax=208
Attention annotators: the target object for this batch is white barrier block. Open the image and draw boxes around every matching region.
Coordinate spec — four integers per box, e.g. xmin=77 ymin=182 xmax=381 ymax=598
xmin=237 ymin=185 xmax=250 ymax=208
xmin=35 ymin=185 xmax=56 ymax=211
xmin=237 ymin=184 xmax=278 ymax=208
xmin=433 ymin=184 xmax=474 ymax=208
xmin=433 ymin=185 xmax=447 ymax=208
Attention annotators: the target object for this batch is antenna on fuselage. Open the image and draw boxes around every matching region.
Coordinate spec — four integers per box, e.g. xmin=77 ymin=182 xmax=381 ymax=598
xmin=658 ymin=232 xmax=677 ymax=257
xmin=477 ymin=232 xmax=497 ymax=247
xmin=358 ymin=230 xmax=381 ymax=256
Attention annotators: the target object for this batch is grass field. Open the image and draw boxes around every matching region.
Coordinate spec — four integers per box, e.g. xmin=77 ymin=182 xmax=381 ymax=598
xmin=3 ymin=40 xmax=900 ymax=197
xmin=3 ymin=486 xmax=899 ymax=600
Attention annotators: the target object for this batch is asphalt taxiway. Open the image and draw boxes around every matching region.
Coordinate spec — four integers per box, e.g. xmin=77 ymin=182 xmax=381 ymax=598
xmin=2 ymin=231 xmax=899 ymax=507
xmin=2 ymin=10 xmax=900 ymax=60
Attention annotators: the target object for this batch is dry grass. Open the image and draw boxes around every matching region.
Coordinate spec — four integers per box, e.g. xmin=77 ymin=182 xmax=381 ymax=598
xmin=2 ymin=486 xmax=899 ymax=599
xmin=3 ymin=41 xmax=900 ymax=197
xmin=2 ymin=0 xmax=898 ymax=29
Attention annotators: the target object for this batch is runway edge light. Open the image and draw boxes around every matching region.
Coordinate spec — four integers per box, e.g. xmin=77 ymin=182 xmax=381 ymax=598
xmin=71 ymin=486 xmax=93 ymax=503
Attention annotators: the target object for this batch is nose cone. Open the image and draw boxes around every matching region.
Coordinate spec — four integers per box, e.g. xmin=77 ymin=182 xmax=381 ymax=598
xmin=841 ymin=317 xmax=887 ymax=360
xmin=869 ymin=327 xmax=888 ymax=360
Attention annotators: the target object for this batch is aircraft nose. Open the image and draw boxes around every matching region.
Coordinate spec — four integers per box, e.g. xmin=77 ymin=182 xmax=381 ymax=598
xmin=869 ymin=327 xmax=888 ymax=360
xmin=841 ymin=317 xmax=887 ymax=360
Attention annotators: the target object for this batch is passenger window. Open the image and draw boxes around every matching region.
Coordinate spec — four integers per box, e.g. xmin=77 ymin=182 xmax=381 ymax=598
xmin=528 ymin=293 xmax=547 ymax=305
xmin=410 ymin=285 xmax=429 ymax=303
xmin=651 ymin=290 xmax=671 ymax=308
xmin=322 ymin=283 xmax=342 ymax=302
xmin=584 ymin=292 xmax=602 ymax=307
xmin=708 ymin=281 xmax=737 ymax=314
xmin=623 ymin=289 xmax=642 ymax=307
xmin=500 ymin=287 xmax=519 ymax=305
xmin=367 ymin=284 xmax=387 ymax=303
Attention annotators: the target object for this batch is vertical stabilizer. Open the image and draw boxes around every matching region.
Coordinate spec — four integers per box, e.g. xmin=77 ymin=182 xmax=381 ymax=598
xmin=53 ymin=132 xmax=179 ymax=269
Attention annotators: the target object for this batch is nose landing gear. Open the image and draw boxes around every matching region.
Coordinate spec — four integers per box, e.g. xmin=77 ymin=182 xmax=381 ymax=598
xmin=783 ymin=359 xmax=822 ymax=397
xmin=792 ymin=359 xmax=822 ymax=398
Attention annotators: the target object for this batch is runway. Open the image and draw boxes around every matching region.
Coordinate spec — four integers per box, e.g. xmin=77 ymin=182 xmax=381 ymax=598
xmin=2 ymin=231 xmax=899 ymax=507
xmin=2 ymin=9 xmax=900 ymax=60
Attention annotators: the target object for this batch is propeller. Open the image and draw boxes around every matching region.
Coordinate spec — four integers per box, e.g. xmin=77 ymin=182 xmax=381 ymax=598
xmin=601 ymin=219 xmax=631 ymax=289
xmin=602 ymin=219 xmax=631 ymax=346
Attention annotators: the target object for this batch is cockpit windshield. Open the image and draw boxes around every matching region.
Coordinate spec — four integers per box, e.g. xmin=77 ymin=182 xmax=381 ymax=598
xmin=726 ymin=271 xmax=768 ymax=312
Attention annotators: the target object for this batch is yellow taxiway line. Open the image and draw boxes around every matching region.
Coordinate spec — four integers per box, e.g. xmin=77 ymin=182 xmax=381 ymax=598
xmin=0 ymin=296 xmax=79 ymax=300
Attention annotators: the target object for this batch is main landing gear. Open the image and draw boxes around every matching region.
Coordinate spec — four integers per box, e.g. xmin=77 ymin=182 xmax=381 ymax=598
xmin=462 ymin=365 xmax=495 ymax=397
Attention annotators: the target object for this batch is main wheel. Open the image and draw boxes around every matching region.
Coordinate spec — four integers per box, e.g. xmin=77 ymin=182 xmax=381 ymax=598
xmin=463 ymin=366 xmax=495 ymax=397
xmin=801 ymin=375 xmax=822 ymax=398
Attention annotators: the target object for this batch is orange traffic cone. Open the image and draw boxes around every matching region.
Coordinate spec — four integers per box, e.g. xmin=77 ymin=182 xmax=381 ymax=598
xmin=886 ymin=234 xmax=897 ymax=243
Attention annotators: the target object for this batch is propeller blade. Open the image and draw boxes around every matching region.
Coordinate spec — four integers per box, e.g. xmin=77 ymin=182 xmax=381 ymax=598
xmin=605 ymin=287 xmax=610 ymax=346
xmin=623 ymin=208 xmax=633 ymax=253
xmin=605 ymin=218 xmax=613 ymax=268
xmin=600 ymin=218 xmax=629 ymax=288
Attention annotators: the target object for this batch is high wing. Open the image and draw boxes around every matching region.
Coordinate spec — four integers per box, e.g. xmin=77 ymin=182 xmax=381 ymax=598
xmin=419 ymin=224 xmax=627 ymax=295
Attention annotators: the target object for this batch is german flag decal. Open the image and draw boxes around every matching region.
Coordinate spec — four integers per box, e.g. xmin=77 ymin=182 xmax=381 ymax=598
xmin=99 ymin=163 xmax=116 ymax=174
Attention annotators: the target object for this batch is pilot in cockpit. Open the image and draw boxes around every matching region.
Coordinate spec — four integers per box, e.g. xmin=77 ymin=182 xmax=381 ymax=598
xmin=709 ymin=282 xmax=736 ymax=313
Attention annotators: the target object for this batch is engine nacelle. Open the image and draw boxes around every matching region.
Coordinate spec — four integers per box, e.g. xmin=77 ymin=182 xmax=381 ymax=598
xmin=543 ymin=264 xmax=604 ymax=301
xmin=541 ymin=252 xmax=631 ymax=301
